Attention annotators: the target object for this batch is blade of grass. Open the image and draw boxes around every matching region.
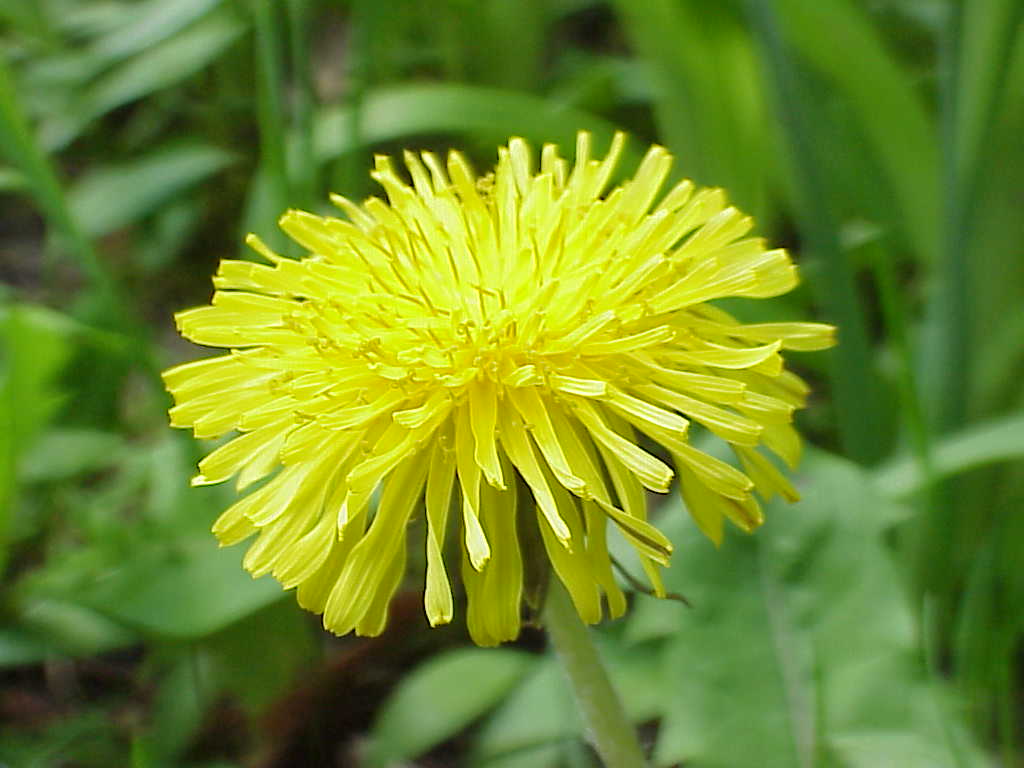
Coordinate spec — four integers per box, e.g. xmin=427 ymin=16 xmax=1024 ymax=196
xmin=774 ymin=0 xmax=940 ymax=264
xmin=968 ymin=27 xmax=1024 ymax=416
xmin=253 ymin=0 xmax=290 ymax=219
xmin=68 ymin=142 xmax=235 ymax=238
xmin=873 ymin=412 xmax=1024 ymax=499
xmin=744 ymin=0 xmax=882 ymax=465
xmin=285 ymin=0 xmax=316 ymax=209
xmin=334 ymin=0 xmax=373 ymax=199
xmin=86 ymin=0 xmax=224 ymax=64
xmin=313 ymin=84 xmax=643 ymax=170
xmin=43 ymin=8 xmax=245 ymax=150
xmin=0 ymin=57 xmax=166 ymax=405
xmin=611 ymin=0 xmax=769 ymax=215
xmin=0 ymin=58 xmax=116 ymax=313
xmin=865 ymin=235 xmax=938 ymax=531
xmin=920 ymin=0 xmax=1023 ymax=432
xmin=913 ymin=1 xmax=1023 ymax=655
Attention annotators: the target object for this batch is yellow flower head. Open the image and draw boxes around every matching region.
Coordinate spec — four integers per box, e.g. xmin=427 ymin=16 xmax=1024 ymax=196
xmin=164 ymin=132 xmax=834 ymax=645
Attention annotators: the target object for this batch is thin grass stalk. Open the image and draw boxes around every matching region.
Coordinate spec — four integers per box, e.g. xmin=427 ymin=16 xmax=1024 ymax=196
xmin=921 ymin=0 xmax=1023 ymax=431
xmin=253 ymin=0 xmax=290 ymax=217
xmin=914 ymin=0 xmax=1023 ymax=653
xmin=869 ymin=242 xmax=940 ymax=568
xmin=0 ymin=60 xmax=114 ymax=310
xmin=286 ymin=0 xmax=317 ymax=209
xmin=337 ymin=0 xmax=372 ymax=196
xmin=743 ymin=0 xmax=881 ymax=465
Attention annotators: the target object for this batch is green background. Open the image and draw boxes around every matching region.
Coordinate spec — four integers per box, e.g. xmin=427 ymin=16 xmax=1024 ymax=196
xmin=1 ymin=0 xmax=1022 ymax=765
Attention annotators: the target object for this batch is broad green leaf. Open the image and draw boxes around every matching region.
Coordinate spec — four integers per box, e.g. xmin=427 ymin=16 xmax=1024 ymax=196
xmin=469 ymin=658 xmax=580 ymax=768
xmin=618 ymin=449 xmax=983 ymax=767
xmin=366 ymin=647 xmax=536 ymax=768
xmin=76 ymin=536 xmax=286 ymax=639
xmin=873 ymin=413 xmax=1024 ymax=499
xmin=826 ymin=728 xmax=971 ymax=767
xmin=138 ymin=650 xmax=214 ymax=764
xmin=312 ymin=84 xmax=643 ymax=170
xmin=0 ymin=303 xmax=73 ymax=573
xmin=473 ymin=743 xmax=565 ymax=768
xmin=200 ymin=601 xmax=316 ymax=714
xmin=69 ymin=143 xmax=235 ymax=238
xmin=0 ymin=627 xmax=58 ymax=667
xmin=0 ymin=167 xmax=25 ymax=192
xmin=19 ymin=428 xmax=125 ymax=483
xmin=14 ymin=598 xmax=137 ymax=660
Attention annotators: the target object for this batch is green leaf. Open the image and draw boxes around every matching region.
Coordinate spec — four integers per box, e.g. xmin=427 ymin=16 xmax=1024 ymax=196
xmin=76 ymin=536 xmax=286 ymax=639
xmin=0 ymin=627 xmax=58 ymax=667
xmin=0 ymin=303 xmax=74 ymax=573
xmin=611 ymin=0 xmax=771 ymax=215
xmin=961 ymin=20 xmax=1024 ymax=416
xmin=312 ymin=84 xmax=643 ymax=170
xmin=774 ymin=0 xmax=940 ymax=264
xmin=13 ymin=598 xmax=137 ymax=661
xmin=87 ymin=0 xmax=226 ymax=64
xmin=44 ymin=8 xmax=246 ymax=149
xmin=624 ymin=448 xmax=983 ymax=767
xmin=366 ymin=647 xmax=536 ymax=768
xmin=69 ymin=143 xmax=235 ymax=238
xmin=873 ymin=413 xmax=1024 ymax=498
xmin=200 ymin=600 xmax=315 ymax=715
xmin=0 ymin=60 xmax=113 ymax=302
xmin=744 ymin=0 xmax=886 ymax=464
xmin=0 ymin=167 xmax=25 ymax=192
xmin=469 ymin=658 xmax=580 ymax=768
xmin=19 ymin=428 xmax=125 ymax=483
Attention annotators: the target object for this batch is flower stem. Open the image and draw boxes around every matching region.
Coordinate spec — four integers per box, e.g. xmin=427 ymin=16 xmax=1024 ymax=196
xmin=544 ymin=580 xmax=647 ymax=768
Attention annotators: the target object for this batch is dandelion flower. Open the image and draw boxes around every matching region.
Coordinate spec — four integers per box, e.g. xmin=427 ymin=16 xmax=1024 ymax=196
xmin=164 ymin=132 xmax=835 ymax=645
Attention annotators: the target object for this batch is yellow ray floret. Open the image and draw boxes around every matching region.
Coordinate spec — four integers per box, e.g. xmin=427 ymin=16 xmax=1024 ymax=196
xmin=164 ymin=131 xmax=835 ymax=646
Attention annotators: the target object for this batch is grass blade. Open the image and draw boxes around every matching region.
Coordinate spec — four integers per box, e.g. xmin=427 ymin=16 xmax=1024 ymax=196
xmin=0 ymin=58 xmax=114 ymax=309
xmin=775 ymin=0 xmax=940 ymax=264
xmin=920 ymin=0 xmax=1024 ymax=431
xmin=611 ymin=0 xmax=769 ymax=214
xmin=744 ymin=0 xmax=882 ymax=465
xmin=253 ymin=0 xmax=289 ymax=217
xmin=873 ymin=412 xmax=1024 ymax=498
xmin=285 ymin=0 xmax=317 ymax=209
xmin=313 ymin=83 xmax=643 ymax=169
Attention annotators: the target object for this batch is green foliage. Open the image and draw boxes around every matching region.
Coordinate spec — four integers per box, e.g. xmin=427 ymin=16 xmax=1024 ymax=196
xmin=0 ymin=303 xmax=74 ymax=573
xmin=366 ymin=648 xmax=536 ymax=767
xmin=69 ymin=142 xmax=235 ymax=238
xmin=0 ymin=0 xmax=1021 ymax=764
xmin=461 ymin=450 xmax=986 ymax=768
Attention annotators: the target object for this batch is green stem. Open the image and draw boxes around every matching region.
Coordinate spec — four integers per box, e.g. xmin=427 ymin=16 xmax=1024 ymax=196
xmin=543 ymin=580 xmax=647 ymax=768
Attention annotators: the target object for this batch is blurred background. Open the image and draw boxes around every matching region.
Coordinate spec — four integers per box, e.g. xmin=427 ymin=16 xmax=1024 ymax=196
xmin=1 ymin=0 xmax=1023 ymax=765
